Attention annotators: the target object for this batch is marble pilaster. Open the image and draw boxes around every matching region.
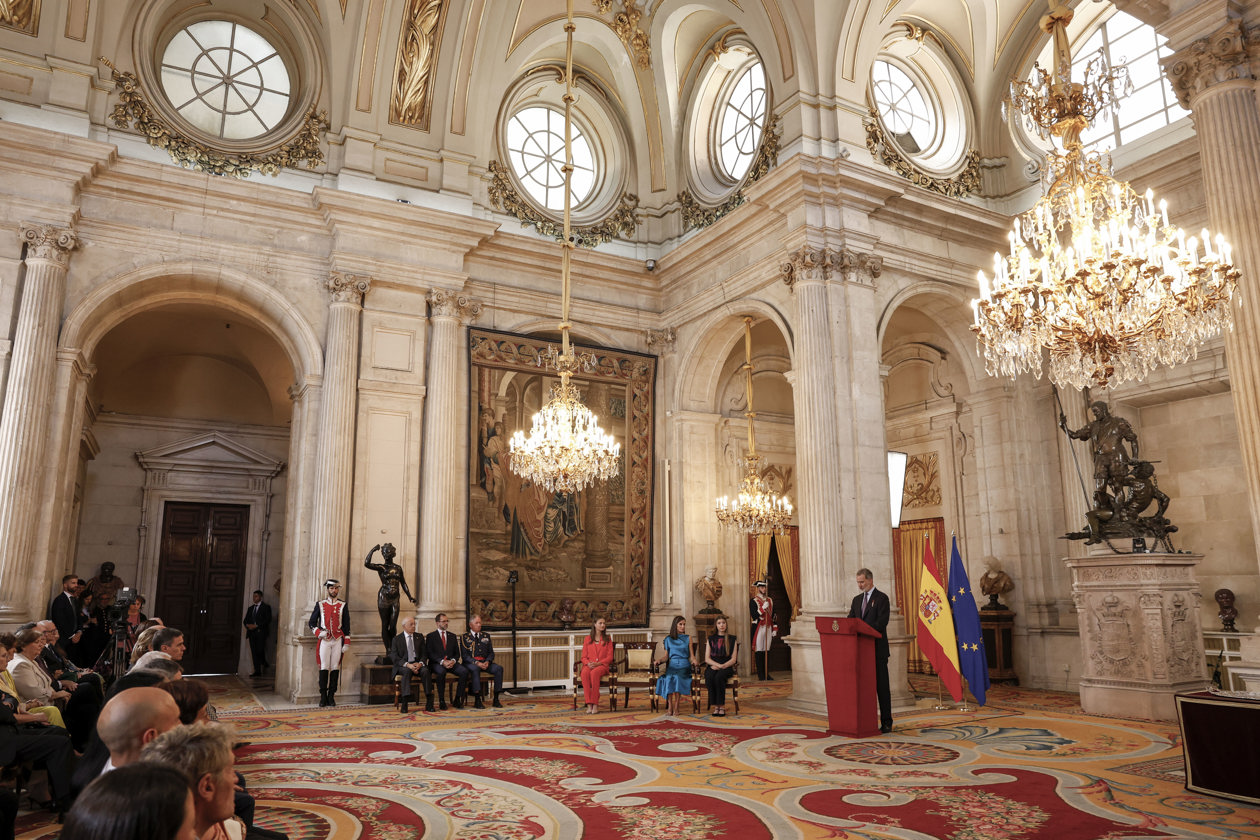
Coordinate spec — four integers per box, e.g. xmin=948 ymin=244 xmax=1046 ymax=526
xmin=418 ymin=288 xmax=481 ymax=619
xmin=0 ymin=224 xmax=77 ymax=621
xmin=308 ymin=273 xmax=370 ymax=596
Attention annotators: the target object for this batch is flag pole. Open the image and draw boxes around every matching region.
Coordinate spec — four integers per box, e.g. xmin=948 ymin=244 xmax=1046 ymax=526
xmin=934 ymin=673 xmax=950 ymax=710
xmin=957 ymin=675 xmax=972 ymax=712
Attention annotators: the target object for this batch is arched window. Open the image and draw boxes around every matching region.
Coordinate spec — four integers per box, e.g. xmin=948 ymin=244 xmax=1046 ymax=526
xmin=871 ymin=59 xmax=936 ymax=154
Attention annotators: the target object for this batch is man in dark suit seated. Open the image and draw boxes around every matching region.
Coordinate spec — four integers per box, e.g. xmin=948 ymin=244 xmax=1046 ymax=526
xmin=390 ymin=617 xmax=433 ymax=713
xmin=425 ymin=613 xmax=469 ymax=710
xmin=461 ymin=614 xmax=504 ymax=709
xmin=35 ymin=621 xmax=103 ymax=695
xmin=848 ymin=567 xmax=893 ymax=733
xmin=0 ymin=683 xmax=74 ymax=814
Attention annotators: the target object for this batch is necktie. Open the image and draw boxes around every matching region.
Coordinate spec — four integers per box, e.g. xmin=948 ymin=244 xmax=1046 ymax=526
xmin=863 ymin=591 xmax=871 ymax=615
xmin=440 ymin=630 xmax=446 ymax=650
xmin=406 ymin=634 xmax=414 ymax=661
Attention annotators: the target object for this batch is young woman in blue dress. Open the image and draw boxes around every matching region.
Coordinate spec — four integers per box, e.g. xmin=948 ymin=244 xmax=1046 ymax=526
xmin=654 ymin=615 xmax=697 ymax=716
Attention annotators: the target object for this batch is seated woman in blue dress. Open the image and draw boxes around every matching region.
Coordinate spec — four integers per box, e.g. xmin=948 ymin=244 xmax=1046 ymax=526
xmin=654 ymin=615 xmax=696 ymax=716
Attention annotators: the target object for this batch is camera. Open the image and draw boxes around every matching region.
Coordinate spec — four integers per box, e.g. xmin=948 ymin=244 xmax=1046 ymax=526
xmin=103 ymin=587 xmax=137 ymax=633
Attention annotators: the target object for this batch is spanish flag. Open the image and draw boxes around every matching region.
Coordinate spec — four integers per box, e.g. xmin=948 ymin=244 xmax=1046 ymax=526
xmin=916 ymin=538 xmax=963 ymax=701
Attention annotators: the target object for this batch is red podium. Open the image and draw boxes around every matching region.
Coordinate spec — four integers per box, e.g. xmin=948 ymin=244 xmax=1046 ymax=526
xmin=815 ymin=616 xmax=881 ymax=737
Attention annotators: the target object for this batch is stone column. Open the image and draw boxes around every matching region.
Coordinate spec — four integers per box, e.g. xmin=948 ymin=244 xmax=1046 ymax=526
xmin=308 ymin=273 xmax=369 ymax=595
xmin=779 ymin=246 xmax=847 ymax=710
xmin=0 ymin=224 xmax=77 ymax=622
xmin=781 ymin=247 xmax=847 ymax=618
xmin=418 ymin=288 xmax=481 ymax=619
xmin=1164 ymin=16 xmax=1260 ymax=676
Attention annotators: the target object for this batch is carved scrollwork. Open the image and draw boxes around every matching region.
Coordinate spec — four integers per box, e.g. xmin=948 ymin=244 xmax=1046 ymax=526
xmin=427 ymin=288 xmax=482 ymax=323
xmin=590 ymin=1 xmax=650 ymax=69
xmin=864 ymin=111 xmax=981 ymax=198
xmin=390 ymin=0 xmax=447 ymax=129
xmin=679 ymin=112 xmax=781 ymax=232
xmin=328 ymin=272 xmax=371 ymax=304
xmin=0 ymin=0 xmax=37 ymax=35
xmin=1165 ymin=20 xmax=1255 ymax=110
xmin=486 ymin=160 xmax=639 ymax=246
xmin=19 ymin=224 xmax=78 ymax=265
xmin=100 ymin=58 xmax=329 ymax=179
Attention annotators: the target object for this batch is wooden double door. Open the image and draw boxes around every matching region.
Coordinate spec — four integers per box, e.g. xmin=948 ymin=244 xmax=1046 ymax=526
xmin=155 ymin=502 xmax=249 ymax=674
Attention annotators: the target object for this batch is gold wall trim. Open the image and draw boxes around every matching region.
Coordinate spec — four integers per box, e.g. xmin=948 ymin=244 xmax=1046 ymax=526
xmin=390 ymin=0 xmax=450 ymax=130
xmin=677 ymin=112 xmax=780 ymax=232
xmin=487 ymin=160 xmax=639 ymax=246
xmin=864 ymin=112 xmax=979 ymax=198
xmin=0 ymin=0 xmax=39 ymax=35
xmin=101 ymin=59 xmax=329 ymax=179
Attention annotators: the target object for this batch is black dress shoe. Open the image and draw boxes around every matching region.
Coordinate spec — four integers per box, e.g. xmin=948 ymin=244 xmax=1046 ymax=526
xmin=425 ymin=698 xmax=435 ymax=712
xmin=453 ymin=694 xmax=465 ymax=709
xmin=474 ymin=696 xmax=485 ymax=710
xmin=438 ymin=699 xmax=447 ymax=710
xmin=879 ymin=725 xmax=892 ymax=734
xmin=400 ymin=702 xmax=409 ymax=714
xmin=492 ymin=694 xmax=503 ymax=708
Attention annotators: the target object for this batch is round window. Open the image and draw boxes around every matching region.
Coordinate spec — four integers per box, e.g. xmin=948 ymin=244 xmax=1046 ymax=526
xmin=871 ymin=59 xmax=936 ymax=154
xmin=506 ymin=105 xmax=596 ymax=212
xmin=717 ymin=61 xmax=767 ymax=181
xmin=159 ymin=21 xmax=292 ymax=141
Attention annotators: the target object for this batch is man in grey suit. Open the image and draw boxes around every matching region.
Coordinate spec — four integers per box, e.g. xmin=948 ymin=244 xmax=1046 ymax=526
xmin=390 ymin=617 xmax=432 ymax=713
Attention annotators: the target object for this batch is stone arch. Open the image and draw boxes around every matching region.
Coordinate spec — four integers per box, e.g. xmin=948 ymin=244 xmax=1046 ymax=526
xmin=877 ymin=278 xmax=982 ymax=386
xmin=59 ymin=260 xmax=323 ymax=383
xmin=676 ymin=298 xmax=794 ymax=413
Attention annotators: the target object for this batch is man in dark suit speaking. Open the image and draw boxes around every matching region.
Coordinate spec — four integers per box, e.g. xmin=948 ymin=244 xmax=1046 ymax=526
xmin=242 ymin=590 xmax=272 ymax=678
xmin=848 ymin=567 xmax=893 ymax=733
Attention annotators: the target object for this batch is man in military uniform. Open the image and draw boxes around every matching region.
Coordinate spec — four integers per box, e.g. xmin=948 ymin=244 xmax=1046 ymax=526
xmin=308 ymin=579 xmax=350 ymax=707
xmin=460 ymin=614 xmax=504 ymax=709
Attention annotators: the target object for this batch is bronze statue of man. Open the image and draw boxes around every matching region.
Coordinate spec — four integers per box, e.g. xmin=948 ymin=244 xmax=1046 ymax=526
xmin=1060 ymin=400 xmax=1138 ymax=512
xmin=364 ymin=543 xmax=417 ymax=652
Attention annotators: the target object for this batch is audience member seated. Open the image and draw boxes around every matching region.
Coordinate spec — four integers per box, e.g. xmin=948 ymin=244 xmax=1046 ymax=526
xmin=150 ymin=628 xmax=187 ymax=663
xmin=142 ymin=723 xmax=242 ymax=840
xmin=71 ymin=686 xmax=182 ymax=795
xmin=61 ymin=762 xmax=197 ymax=840
xmin=390 ymin=618 xmax=432 ymax=714
xmin=162 ymin=680 xmax=211 ymax=725
xmin=35 ymin=620 xmax=103 ymax=695
xmin=425 ymin=613 xmax=469 ymax=710
xmin=703 ymin=616 xmax=739 ymax=716
xmin=7 ymin=629 xmax=75 ymax=737
xmin=0 ymin=658 xmax=74 ymax=815
xmin=461 ymin=615 xmax=504 ymax=709
xmin=129 ymin=624 xmax=164 ymax=667
xmin=133 ymin=654 xmax=184 ymax=681
xmin=0 ymin=633 xmax=65 ymax=729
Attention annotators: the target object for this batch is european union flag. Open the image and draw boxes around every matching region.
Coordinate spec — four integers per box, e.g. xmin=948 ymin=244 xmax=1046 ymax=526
xmin=948 ymin=535 xmax=990 ymax=706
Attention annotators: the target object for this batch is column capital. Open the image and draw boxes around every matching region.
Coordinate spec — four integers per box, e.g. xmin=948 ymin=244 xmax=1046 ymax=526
xmin=55 ymin=347 xmax=95 ymax=381
xmin=1165 ymin=20 xmax=1255 ymax=109
xmin=19 ymin=223 xmax=78 ymax=267
xmin=427 ymin=288 xmax=482 ymax=323
xmin=644 ymin=327 xmax=677 ymax=354
xmin=779 ymin=246 xmax=830 ymax=291
xmin=327 ymin=272 xmax=371 ymax=304
xmin=836 ymin=248 xmax=884 ymax=287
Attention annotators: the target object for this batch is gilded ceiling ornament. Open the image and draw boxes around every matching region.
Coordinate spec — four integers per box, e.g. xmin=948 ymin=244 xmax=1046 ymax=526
xmin=100 ymin=59 xmax=329 ymax=179
xmin=678 ymin=112 xmax=780 ymax=232
xmin=863 ymin=111 xmax=980 ymax=198
xmin=487 ymin=160 xmax=640 ymax=246
xmin=0 ymin=0 xmax=37 ymax=35
xmin=390 ymin=0 xmax=447 ymax=129
xmin=591 ymin=1 xmax=650 ymax=69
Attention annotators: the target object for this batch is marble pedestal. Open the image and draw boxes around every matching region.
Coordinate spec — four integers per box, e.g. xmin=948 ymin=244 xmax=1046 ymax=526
xmin=1066 ymin=552 xmax=1210 ymax=721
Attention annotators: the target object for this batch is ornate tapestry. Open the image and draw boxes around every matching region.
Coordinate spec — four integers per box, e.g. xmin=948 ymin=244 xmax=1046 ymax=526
xmin=466 ymin=329 xmax=655 ymax=629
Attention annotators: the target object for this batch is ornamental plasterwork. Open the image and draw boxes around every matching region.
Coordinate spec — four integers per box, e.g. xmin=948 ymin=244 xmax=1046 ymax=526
xmin=19 ymin=223 xmax=77 ymax=266
xmin=328 ymin=272 xmax=371 ymax=304
xmin=780 ymin=246 xmax=881 ymax=291
xmin=902 ymin=452 xmax=941 ymax=509
xmin=100 ymin=59 xmax=329 ymax=179
xmin=644 ymin=327 xmax=676 ymax=353
xmin=390 ymin=0 xmax=448 ymax=129
xmin=0 ymin=0 xmax=38 ymax=35
xmin=864 ymin=112 xmax=981 ymax=198
xmin=593 ymin=0 xmax=650 ymax=70
xmin=679 ymin=112 xmax=781 ymax=232
xmin=427 ymin=288 xmax=483 ymax=323
xmin=1164 ymin=20 xmax=1255 ymax=110
xmin=486 ymin=160 xmax=640 ymax=246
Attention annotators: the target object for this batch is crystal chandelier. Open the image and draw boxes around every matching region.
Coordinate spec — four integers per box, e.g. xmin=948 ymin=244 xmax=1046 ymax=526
xmin=715 ymin=317 xmax=793 ymax=535
xmin=972 ymin=2 xmax=1239 ymax=390
xmin=508 ymin=0 xmax=621 ymax=495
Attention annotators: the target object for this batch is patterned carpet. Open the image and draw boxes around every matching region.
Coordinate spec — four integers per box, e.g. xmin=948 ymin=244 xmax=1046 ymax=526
xmin=16 ymin=677 xmax=1260 ymax=839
